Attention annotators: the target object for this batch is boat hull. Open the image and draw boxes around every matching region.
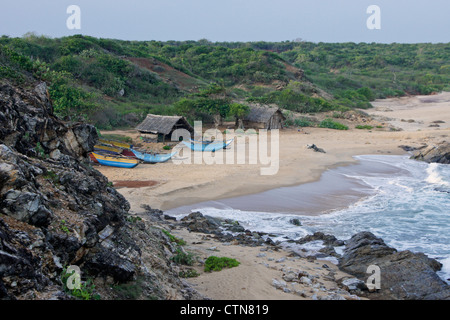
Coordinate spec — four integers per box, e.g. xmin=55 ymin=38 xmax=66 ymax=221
xmin=98 ymin=139 xmax=133 ymax=149
xmin=182 ymin=139 xmax=234 ymax=152
xmin=91 ymin=153 xmax=139 ymax=168
xmin=94 ymin=145 xmax=122 ymax=155
xmin=131 ymin=149 xmax=177 ymax=163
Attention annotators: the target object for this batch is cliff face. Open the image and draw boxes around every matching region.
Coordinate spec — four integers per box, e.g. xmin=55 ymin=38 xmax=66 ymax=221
xmin=0 ymin=81 xmax=200 ymax=300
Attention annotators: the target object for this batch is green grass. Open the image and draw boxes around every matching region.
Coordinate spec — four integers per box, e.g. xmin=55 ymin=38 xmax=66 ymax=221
xmin=162 ymin=229 xmax=186 ymax=246
xmin=112 ymin=276 xmax=145 ymax=299
xmin=355 ymin=125 xmax=374 ymax=130
xmin=319 ymin=118 xmax=349 ymax=130
xmin=204 ymin=256 xmax=240 ymax=272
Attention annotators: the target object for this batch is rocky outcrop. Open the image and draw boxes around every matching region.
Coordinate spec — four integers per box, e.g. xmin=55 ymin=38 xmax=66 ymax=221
xmin=338 ymin=232 xmax=450 ymax=300
xmin=0 ymin=80 xmax=203 ymax=300
xmin=179 ymin=212 xmax=273 ymax=247
xmin=411 ymin=142 xmax=450 ymax=164
xmin=0 ymin=82 xmax=97 ymax=161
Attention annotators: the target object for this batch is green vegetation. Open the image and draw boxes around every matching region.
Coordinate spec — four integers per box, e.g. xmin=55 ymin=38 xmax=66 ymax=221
xmin=34 ymin=142 xmax=47 ymax=158
xmin=126 ymin=215 xmax=142 ymax=224
xmin=179 ymin=269 xmax=200 ymax=278
xmin=319 ymin=118 xmax=349 ymax=130
xmin=162 ymin=229 xmax=186 ymax=246
xmin=280 ymin=42 xmax=450 ymax=97
xmin=59 ymin=220 xmax=71 ymax=234
xmin=112 ymin=276 xmax=146 ymax=299
xmin=204 ymin=256 xmax=240 ymax=272
xmin=60 ymin=266 xmax=100 ymax=300
xmin=355 ymin=125 xmax=374 ymax=130
xmin=171 ymin=248 xmax=195 ymax=266
xmin=1 ymin=35 xmax=448 ymax=130
xmin=43 ymin=170 xmax=59 ymax=184
xmin=100 ymin=133 xmax=133 ymax=144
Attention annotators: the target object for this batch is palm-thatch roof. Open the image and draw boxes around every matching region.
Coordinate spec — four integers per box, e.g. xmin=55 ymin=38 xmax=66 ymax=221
xmin=244 ymin=104 xmax=285 ymax=123
xmin=136 ymin=114 xmax=193 ymax=135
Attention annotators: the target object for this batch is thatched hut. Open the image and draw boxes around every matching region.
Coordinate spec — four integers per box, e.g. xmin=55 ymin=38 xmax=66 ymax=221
xmin=136 ymin=114 xmax=194 ymax=142
xmin=243 ymin=105 xmax=286 ymax=130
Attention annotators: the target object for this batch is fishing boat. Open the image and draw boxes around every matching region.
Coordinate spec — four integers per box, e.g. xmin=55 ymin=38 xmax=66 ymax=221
xmin=182 ymin=138 xmax=234 ymax=152
xmin=98 ymin=139 xmax=133 ymax=149
xmin=121 ymin=148 xmax=138 ymax=158
xmin=90 ymin=152 xmax=139 ymax=168
xmin=130 ymin=149 xmax=177 ymax=163
xmin=94 ymin=144 xmax=122 ymax=155
xmin=89 ymin=152 xmax=99 ymax=163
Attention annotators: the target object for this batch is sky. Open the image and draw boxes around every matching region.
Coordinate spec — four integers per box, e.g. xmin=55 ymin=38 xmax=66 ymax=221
xmin=0 ymin=0 xmax=449 ymax=43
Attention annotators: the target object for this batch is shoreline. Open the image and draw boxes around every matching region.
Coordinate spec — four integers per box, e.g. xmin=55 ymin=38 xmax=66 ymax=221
xmin=100 ymin=128 xmax=425 ymax=214
xmin=97 ymin=93 xmax=450 ymax=300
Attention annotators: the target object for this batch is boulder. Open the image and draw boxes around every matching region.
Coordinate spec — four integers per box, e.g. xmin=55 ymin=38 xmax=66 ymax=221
xmin=180 ymin=212 xmax=222 ymax=234
xmin=296 ymin=231 xmax=345 ymax=247
xmin=411 ymin=142 xmax=450 ymax=164
xmin=339 ymin=232 xmax=450 ymax=300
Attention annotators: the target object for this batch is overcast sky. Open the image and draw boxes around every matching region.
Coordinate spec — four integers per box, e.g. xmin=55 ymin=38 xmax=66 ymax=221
xmin=0 ymin=0 xmax=449 ymax=43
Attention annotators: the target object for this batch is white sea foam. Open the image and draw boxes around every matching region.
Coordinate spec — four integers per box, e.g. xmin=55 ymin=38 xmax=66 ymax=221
xmin=426 ymin=162 xmax=450 ymax=187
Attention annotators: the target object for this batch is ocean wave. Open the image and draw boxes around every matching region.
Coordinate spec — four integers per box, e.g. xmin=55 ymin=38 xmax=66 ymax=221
xmin=426 ymin=163 xmax=450 ymax=187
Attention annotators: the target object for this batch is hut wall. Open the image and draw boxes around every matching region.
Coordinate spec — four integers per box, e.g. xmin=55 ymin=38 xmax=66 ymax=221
xmin=268 ymin=113 xmax=284 ymax=129
xmin=242 ymin=121 xmax=266 ymax=129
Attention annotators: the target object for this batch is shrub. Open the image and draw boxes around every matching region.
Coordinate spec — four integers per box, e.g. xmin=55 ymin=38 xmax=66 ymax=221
xmin=60 ymin=266 xmax=99 ymax=300
xmin=204 ymin=256 xmax=240 ymax=272
xmin=355 ymin=125 xmax=373 ymax=130
xmin=294 ymin=117 xmax=314 ymax=127
xmin=171 ymin=248 xmax=194 ymax=265
xmin=319 ymin=118 xmax=348 ymax=130
xmin=179 ymin=269 xmax=200 ymax=278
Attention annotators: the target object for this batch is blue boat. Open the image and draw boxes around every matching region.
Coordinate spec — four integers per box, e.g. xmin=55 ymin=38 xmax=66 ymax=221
xmin=91 ymin=153 xmax=139 ymax=168
xmin=130 ymin=149 xmax=177 ymax=163
xmin=182 ymin=139 xmax=234 ymax=152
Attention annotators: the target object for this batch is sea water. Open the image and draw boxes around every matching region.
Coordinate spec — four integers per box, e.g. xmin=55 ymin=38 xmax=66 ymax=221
xmin=167 ymin=155 xmax=450 ymax=283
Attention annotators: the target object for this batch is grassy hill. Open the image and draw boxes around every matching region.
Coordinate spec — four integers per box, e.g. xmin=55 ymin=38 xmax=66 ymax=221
xmin=1 ymin=34 xmax=448 ymax=129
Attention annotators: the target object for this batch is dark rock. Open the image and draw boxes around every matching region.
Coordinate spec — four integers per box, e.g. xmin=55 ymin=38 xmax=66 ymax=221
xmin=163 ymin=215 xmax=177 ymax=221
xmin=307 ymin=144 xmax=326 ymax=153
xmin=398 ymin=145 xmax=422 ymax=152
xmin=411 ymin=142 xmax=450 ymax=164
xmin=296 ymin=231 xmax=344 ymax=247
xmin=180 ymin=212 xmax=222 ymax=234
xmin=46 ymin=232 xmax=82 ymax=265
xmin=289 ymin=218 xmax=302 ymax=226
xmin=339 ymin=231 xmax=450 ymax=300
xmin=84 ymin=248 xmax=136 ymax=283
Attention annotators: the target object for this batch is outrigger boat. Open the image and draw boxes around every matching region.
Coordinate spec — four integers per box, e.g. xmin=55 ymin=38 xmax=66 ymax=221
xmin=182 ymin=138 xmax=234 ymax=152
xmin=94 ymin=144 xmax=122 ymax=155
xmin=130 ymin=149 xmax=177 ymax=163
xmin=98 ymin=139 xmax=133 ymax=149
xmin=90 ymin=152 xmax=139 ymax=168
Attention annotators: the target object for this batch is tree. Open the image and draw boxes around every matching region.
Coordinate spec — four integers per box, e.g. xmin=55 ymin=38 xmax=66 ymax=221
xmin=229 ymin=103 xmax=250 ymax=129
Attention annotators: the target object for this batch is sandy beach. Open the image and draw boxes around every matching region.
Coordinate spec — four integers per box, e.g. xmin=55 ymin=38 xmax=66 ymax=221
xmin=97 ymin=92 xmax=450 ymax=300
xmin=99 ymin=92 xmax=450 ymax=214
